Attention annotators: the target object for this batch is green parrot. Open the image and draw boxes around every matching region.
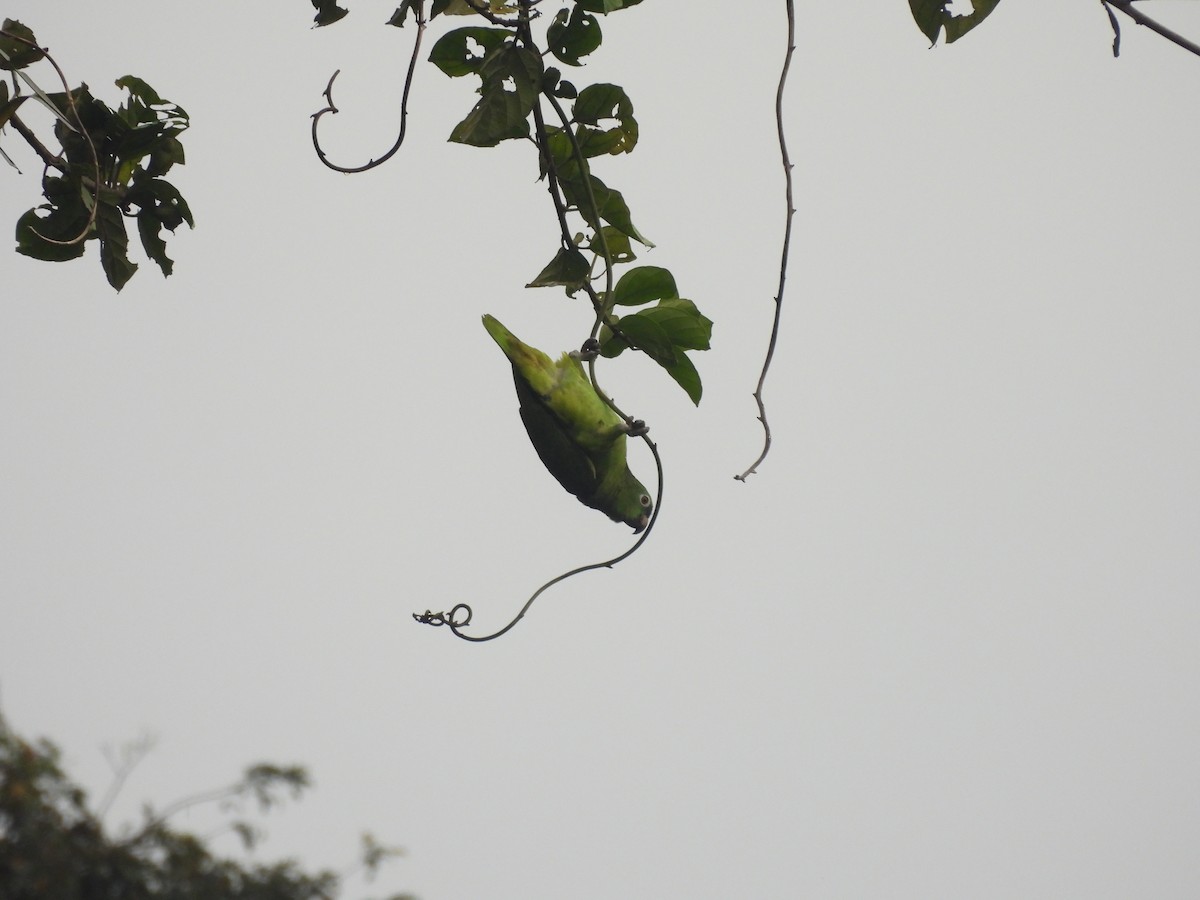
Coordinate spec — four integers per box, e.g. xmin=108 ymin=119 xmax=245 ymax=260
xmin=482 ymin=314 xmax=653 ymax=532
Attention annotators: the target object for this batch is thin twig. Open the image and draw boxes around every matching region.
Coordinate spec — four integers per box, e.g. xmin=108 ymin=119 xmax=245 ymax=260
xmin=7 ymin=111 xmax=66 ymax=171
xmin=96 ymin=734 xmax=156 ymax=822
xmin=1103 ymin=0 xmax=1122 ymax=56
xmin=311 ymin=2 xmax=427 ymax=173
xmin=735 ymin=0 xmax=796 ymax=482
xmin=1103 ymin=0 xmax=1200 ymax=58
xmin=412 ymin=432 xmax=663 ymax=641
xmin=123 ymin=784 xmax=241 ymax=846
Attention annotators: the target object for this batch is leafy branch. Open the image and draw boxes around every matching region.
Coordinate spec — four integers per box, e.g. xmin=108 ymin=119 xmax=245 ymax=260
xmin=0 ymin=19 xmax=194 ymax=290
xmin=0 ymin=710 xmax=415 ymax=900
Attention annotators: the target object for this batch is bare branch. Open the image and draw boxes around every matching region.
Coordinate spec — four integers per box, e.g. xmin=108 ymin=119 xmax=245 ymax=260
xmin=736 ymin=0 xmax=796 ymax=482
xmin=96 ymin=732 xmax=157 ymax=822
xmin=6 ymin=110 xmax=67 ymax=172
xmin=1103 ymin=0 xmax=1200 ymax=58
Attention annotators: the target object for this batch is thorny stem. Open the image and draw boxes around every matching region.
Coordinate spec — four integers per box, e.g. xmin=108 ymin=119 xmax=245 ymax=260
xmin=310 ymin=2 xmax=427 ymax=173
xmin=735 ymin=0 xmax=795 ymax=482
xmin=1103 ymin=0 xmax=1200 ymax=58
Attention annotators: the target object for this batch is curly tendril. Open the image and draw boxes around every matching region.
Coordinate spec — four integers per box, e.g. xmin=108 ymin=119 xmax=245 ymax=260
xmin=412 ymin=430 xmax=664 ymax=642
xmin=310 ymin=3 xmax=427 ymax=174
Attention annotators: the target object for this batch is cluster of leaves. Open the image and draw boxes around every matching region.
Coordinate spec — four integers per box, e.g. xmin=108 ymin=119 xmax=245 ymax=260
xmin=0 ymin=20 xmax=193 ymax=291
xmin=0 ymin=710 xmax=412 ymax=900
xmin=317 ymin=0 xmax=711 ymax=405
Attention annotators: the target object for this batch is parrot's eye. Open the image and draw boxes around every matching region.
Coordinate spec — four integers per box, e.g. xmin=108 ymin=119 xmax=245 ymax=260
xmin=639 ymin=493 xmax=651 ymax=508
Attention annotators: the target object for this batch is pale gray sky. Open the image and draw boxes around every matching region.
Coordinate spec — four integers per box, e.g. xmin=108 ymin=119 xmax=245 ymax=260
xmin=2 ymin=2 xmax=1199 ymax=898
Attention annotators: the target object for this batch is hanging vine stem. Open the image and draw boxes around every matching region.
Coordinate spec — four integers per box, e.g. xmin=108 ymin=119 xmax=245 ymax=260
xmin=410 ymin=0 xmax=664 ymax=641
xmin=412 ymin=439 xmax=662 ymax=641
xmin=0 ymin=29 xmax=101 ymax=246
xmin=1102 ymin=0 xmax=1200 ymax=58
xmin=310 ymin=2 xmax=427 ymax=173
xmin=735 ymin=0 xmax=796 ymax=483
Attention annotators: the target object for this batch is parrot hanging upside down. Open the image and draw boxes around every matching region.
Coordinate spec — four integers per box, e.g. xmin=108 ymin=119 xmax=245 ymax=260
xmin=482 ymin=314 xmax=653 ymax=533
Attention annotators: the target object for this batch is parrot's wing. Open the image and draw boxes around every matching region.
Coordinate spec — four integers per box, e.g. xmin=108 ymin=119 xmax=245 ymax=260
xmin=514 ymin=373 xmax=601 ymax=503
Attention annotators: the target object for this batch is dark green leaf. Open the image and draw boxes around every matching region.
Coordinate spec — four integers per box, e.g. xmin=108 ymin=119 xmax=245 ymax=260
xmin=572 ymin=84 xmax=637 ymax=154
xmin=0 ymin=19 xmax=44 ymax=70
xmin=429 ymin=27 xmax=510 ymax=77
xmin=547 ymin=4 xmax=602 ymax=67
xmin=114 ymin=75 xmax=165 ymax=107
xmin=587 ymin=226 xmax=634 ymax=264
xmin=388 ymin=0 xmax=422 ymax=26
xmin=311 ymin=0 xmax=349 ymax=26
xmin=450 ymin=93 xmax=530 ymax=146
xmin=612 ymin=265 xmax=677 ymax=306
xmin=611 ymin=312 xmax=677 ymax=365
xmin=598 ymin=322 xmax=627 ymax=358
xmin=635 ymin=298 xmax=712 ymax=350
xmin=527 ymin=247 xmax=590 ymax=291
xmin=96 ymin=202 xmax=137 ymax=291
xmin=662 ymin=351 xmax=703 ymax=405
xmin=909 ymin=0 xmax=1000 ymax=45
xmin=553 ymin=79 xmax=578 ymax=100
xmin=944 ymin=0 xmax=1001 ymax=43
xmin=137 ymin=209 xmax=172 ymax=276
xmin=448 ymin=45 xmax=541 ymax=146
xmin=574 ymin=125 xmax=624 ymax=158
xmin=15 ymin=205 xmax=89 ymax=262
xmin=599 ymin=308 xmax=705 ymax=404
xmin=576 ymin=0 xmax=644 ymax=13
xmin=573 ymin=83 xmax=631 ymax=126
xmin=138 ymin=178 xmax=196 ymax=230
xmin=561 ymin=173 xmax=652 ymax=247
xmin=147 ymin=136 xmax=186 ymax=177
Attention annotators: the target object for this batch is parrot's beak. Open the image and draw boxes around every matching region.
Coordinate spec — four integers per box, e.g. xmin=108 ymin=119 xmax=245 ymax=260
xmin=632 ymin=514 xmax=649 ymax=534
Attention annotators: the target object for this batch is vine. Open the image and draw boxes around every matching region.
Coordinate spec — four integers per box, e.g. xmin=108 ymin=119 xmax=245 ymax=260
xmin=309 ymin=0 xmax=710 ymax=638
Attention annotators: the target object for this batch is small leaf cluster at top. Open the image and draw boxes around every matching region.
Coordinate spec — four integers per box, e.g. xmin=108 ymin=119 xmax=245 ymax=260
xmin=315 ymin=0 xmax=710 ymax=404
xmin=0 ymin=19 xmax=193 ymax=291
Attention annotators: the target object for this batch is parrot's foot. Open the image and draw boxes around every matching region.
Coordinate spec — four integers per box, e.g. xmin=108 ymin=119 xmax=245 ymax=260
xmin=626 ymin=418 xmax=649 ymax=437
xmin=572 ymin=337 xmax=601 ymax=361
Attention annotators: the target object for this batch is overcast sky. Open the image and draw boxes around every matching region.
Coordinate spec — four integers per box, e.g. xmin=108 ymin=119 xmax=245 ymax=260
xmin=3 ymin=2 xmax=1200 ymax=898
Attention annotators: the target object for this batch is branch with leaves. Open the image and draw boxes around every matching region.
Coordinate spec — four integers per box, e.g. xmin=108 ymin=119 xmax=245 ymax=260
xmin=0 ymin=19 xmax=193 ymax=291
xmin=0 ymin=709 xmax=414 ymax=900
